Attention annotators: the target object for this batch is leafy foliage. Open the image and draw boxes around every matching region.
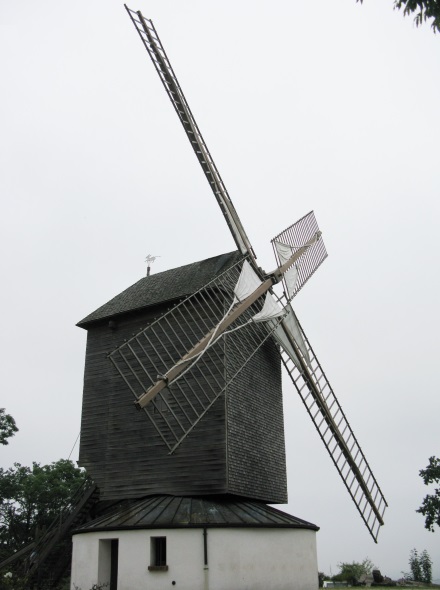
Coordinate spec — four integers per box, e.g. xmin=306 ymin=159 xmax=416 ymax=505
xmin=409 ymin=548 xmax=422 ymax=582
xmin=416 ymin=455 xmax=440 ymax=531
xmin=0 ymin=459 xmax=88 ymax=565
xmin=318 ymin=572 xmax=328 ymax=587
xmin=0 ymin=570 xmax=28 ymax=590
xmin=0 ymin=409 xmax=18 ymax=446
xmin=394 ymin=0 xmax=440 ymax=32
xmin=420 ymin=549 xmax=433 ymax=584
xmin=409 ymin=548 xmax=433 ymax=584
xmin=357 ymin=0 xmax=440 ymax=33
xmin=333 ymin=558 xmax=374 ymax=585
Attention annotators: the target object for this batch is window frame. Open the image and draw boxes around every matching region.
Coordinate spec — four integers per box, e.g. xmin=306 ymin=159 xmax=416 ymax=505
xmin=148 ymin=536 xmax=168 ymax=572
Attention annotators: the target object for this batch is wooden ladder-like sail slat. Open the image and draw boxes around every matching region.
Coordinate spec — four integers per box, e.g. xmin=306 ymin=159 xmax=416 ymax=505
xmin=279 ymin=311 xmax=388 ymax=542
xmin=125 ymin=5 xmax=255 ymax=262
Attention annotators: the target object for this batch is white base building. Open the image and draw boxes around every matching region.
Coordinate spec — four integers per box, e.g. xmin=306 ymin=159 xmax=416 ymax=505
xmin=71 ymin=496 xmax=319 ymax=590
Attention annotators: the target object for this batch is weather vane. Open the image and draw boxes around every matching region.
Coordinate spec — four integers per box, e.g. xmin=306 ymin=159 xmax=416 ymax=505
xmin=145 ymin=254 xmax=160 ymax=276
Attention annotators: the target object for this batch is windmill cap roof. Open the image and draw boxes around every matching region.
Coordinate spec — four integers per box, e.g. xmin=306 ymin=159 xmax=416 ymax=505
xmin=73 ymin=495 xmax=319 ymax=533
xmin=77 ymin=250 xmax=243 ymax=328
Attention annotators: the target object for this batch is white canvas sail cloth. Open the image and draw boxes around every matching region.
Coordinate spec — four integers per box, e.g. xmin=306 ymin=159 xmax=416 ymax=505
xmin=233 ymin=260 xmax=262 ymax=302
xmin=202 ymin=259 xmax=263 ymax=355
xmin=251 ymin=293 xmax=285 ymax=322
xmin=272 ymin=304 xmax=311 ymax=369
xmin=274 ymin=240 xmax=299 ymax=299
xmin=234 ymin=261 xmax=285 ymax=323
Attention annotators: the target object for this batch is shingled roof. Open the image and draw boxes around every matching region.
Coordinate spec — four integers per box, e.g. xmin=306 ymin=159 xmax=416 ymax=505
xmin=74 ymin=495 xmax=319 ymax=533
xmin=77 ymin=251 xmax=243 ymax=328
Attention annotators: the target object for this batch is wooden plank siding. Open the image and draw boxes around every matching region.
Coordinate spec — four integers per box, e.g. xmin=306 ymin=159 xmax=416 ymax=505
xmin=226 ymin=328 xmax=287 ymax=503
xmin=79 ymin=305 xmax=228 ymax=501
xmin=78 ymin=268 xmax=286 ymax=504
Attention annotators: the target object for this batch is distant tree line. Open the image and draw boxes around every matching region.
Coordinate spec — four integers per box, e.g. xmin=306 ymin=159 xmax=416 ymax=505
xmin=319 ymin=550 xmax=434 ymax=586
xmin=406 ymin=548 xmax=433 ymax=584
xmin=319 ymin=558 xmax=374 ymax=586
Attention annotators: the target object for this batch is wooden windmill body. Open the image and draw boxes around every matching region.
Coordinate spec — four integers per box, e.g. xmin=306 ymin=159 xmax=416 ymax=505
xmin=77 ymin=251 xmax=287 ymax=504
xmin=70 ymin=7 xmax=387 ymax=590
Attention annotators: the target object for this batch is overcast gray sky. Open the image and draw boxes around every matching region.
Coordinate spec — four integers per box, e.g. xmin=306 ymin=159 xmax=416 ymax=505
xmin=1 ymin=0 xmax=439 ymax=581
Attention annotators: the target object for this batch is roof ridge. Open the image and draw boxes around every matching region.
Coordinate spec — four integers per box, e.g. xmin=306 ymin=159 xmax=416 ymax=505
xmin=77 ymin=251 xmax=242 ymax=328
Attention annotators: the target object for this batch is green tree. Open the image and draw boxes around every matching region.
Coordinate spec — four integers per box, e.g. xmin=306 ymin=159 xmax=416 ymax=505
xmin=408 ymin=548 xmax=433 ymax=583
xmin=318 ymin=572 xmax=329 ymax=587
xmin=0 ymin=459 xmax=88 ymax=564
xmin=420 ymin=549 xmax=433 ymax=584
xmin=333 ymin=558 xmax=374 ymax=585
xmin=357 ymin=0 xmax=440 ymax=33
xmin=0 ymin=409 xmax=18 ymax=446
xmin=409 ymin=548 xmax=422 ymax=582
xmin=416 ymin=455 xmax=440 ymax=531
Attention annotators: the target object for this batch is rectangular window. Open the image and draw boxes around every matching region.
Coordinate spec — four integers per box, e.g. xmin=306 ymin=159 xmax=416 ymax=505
xmin=148 ymin=536 xmax=168 ymax=571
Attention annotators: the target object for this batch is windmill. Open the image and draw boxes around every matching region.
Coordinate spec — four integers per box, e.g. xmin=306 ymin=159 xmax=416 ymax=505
xmin=95 ymin=5 xmax=387 ymax=543
xmin=0 ymin=9 xmax=387 ymax=589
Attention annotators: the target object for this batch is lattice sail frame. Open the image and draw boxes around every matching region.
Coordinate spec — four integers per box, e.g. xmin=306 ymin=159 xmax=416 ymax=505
xmin=125 ymin=5 xmax=254 ymax=261
xmin=277 ymin=301 xmax=388 ymax=542
xmin=109 ymin=257 xmax=283 ymax=454
xmin=272 ymin=210 xmax=327 ymax=300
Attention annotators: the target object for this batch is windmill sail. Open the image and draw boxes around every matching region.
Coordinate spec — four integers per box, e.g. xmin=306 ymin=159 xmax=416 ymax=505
xmin=278 ymin=306 xmax=388 ymax=542
xmin=126 ymin=227 xmax=320 ymax=413
xmin=125 ymin=5 xmax=255 ymax=261
xmin=109 ymin=235 xmax=386 ymax=538
xmin=109 ymin=257 xmax=283 ymax=453
xmin=122 ymin=6 xmax=387 ymax=542
xmin=272 ymin=304 xmax=310 ymax=367
xmin=272 ymin=211 xmax=327 ymax=300
xmin=109 ymin=211 xmax=325 ymax=451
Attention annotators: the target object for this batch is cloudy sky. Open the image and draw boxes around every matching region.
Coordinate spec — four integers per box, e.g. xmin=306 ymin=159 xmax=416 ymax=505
xmin=1 ymin=0 xmax=439 ymax=581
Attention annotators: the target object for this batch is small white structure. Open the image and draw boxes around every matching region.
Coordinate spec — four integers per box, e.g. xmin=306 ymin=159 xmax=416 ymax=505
xmin=71 ymin=496 xmax=319 ymax=590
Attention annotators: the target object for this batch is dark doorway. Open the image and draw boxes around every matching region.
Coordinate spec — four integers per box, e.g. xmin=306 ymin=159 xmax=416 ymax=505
xmin=110 ymin=539 xmax=118 ymax=590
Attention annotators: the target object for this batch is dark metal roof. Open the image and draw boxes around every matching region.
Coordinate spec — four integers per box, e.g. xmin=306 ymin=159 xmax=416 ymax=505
xmin=77 ymin=251 xmax=243 ymax=328
xmin=74 ymin=496 xmax=319 ymax=533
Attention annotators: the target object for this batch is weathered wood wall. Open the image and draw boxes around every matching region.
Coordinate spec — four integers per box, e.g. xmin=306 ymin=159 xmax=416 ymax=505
xmin=226 ymin=328 xmax=287 ymax=503
xmin=79 ymin=299 xmax=286 ymax=503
